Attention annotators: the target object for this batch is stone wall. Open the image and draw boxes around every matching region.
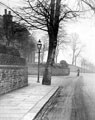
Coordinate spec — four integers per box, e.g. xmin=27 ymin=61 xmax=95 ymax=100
xmin=28 ymin=64 xmax=70 ymax=76
xmin=0 ymin=65 xmax=28 ymax=95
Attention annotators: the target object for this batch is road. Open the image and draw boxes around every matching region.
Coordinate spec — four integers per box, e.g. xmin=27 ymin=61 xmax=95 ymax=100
xmin=37 ymin=76 xmax=77 ymax=120
xmin=70 ymin=73 xmax=95 ymax=120
xmin=82 ymin=73 xmax=95 ymax=120
xmin=37 ymin=73 xmax=95 ymax=120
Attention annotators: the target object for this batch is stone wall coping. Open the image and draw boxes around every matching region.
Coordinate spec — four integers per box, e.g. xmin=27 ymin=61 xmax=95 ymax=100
xmin=0 ymin=65 xmax=27 ymax=68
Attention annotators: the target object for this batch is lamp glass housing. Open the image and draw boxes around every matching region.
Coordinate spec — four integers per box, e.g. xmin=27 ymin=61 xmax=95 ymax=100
xmin=37 ymin=40 xmax=42 ymax=50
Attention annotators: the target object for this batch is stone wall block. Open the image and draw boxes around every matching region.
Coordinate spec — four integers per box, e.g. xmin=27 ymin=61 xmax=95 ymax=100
xmin=0 ymin=66 xmax=28 ymax=95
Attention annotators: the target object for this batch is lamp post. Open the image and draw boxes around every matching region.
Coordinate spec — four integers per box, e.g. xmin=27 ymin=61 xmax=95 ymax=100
xmin=37 ymin=39 xmax=42 ymax=83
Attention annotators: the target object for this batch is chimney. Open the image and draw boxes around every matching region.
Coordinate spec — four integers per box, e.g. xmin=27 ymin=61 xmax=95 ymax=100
xmin=5 ymin=9 xmax=7 ymax=15
xmin=8 ymin=11 xmax=11 ymax=15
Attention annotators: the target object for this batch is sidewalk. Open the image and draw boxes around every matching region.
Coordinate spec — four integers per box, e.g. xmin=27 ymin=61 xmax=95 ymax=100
xmin=0 ymin=75 xmax=63 ymax=120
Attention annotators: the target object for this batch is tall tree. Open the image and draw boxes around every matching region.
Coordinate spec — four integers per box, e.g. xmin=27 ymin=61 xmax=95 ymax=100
xmin=55 ymin=29 xmax=70 ymax=63
xmin=70 ymin=33 xmax=84 ymax=66
xmin=0 ymin=0 xmax=78 ymax=85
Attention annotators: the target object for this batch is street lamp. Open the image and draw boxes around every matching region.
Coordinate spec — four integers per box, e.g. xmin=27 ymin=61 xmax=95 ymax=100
xmin=37 ymin=39 xmax=42 ymax=83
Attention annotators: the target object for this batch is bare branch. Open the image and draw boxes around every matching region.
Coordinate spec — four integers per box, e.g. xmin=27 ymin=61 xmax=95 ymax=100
xmin=82 ymin=0 xmax=95 ymax=10
xmin=0 ymin=2 xmax=48 ymax=31
xmin=60 ymin=10 xmax=79 ymax=22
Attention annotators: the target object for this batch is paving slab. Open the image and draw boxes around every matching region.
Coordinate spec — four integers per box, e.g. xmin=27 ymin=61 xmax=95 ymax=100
xmin=0 ymin=75 xmax=59 ymax=120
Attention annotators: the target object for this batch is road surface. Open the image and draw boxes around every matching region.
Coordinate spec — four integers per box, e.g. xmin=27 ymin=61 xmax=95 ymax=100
xmin=82 ymin=73 xmax=95 ymax=120
xmin=37 ymin=73 xmax=95 ymax=120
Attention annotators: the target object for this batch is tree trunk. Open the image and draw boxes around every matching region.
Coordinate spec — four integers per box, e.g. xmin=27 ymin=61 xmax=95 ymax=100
xmin=41 ymin=49 xmax=45 ymax=63
xmin=75 ymin=56 xmax=77 ymax=66
xmin=42 ymin=36 xmax=56 ymax=85
xmin=72 ymin=56 xmax=74 ymax=65
xmin=55 ymin=54 xmax=57 ymax=63
xmin=72 ymin=50 xmax=75 ymax=65
xmin=42 ymin=0 xmax=61 ymax=85
xmin=55 ymin=47 xmax=59 ymax=63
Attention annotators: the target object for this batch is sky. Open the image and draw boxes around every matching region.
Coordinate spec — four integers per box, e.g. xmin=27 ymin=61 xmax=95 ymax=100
xmin=0 ymin=0 xmax=95 ymax=65
xmin=65 ymin=17 xmax=95 ymax=65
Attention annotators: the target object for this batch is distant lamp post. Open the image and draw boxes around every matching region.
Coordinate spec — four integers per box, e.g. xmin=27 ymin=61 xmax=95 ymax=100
xmin=37 ymin=39 xmax=42 ymax=83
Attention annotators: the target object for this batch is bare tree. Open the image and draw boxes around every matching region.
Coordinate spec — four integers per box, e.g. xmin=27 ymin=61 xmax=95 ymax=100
xmin=70 ymin=33 xmax=84 ymax=66
xmin=0 ymin=0 xmax=78 ymax=85
xmin=55 ymin=30 xmax=70 ymax=63
xmin=74 ymin=45 xmax=84 ymax=66
xmin=81 ymin=58 xmax=95 ymax=72
xmin=41 ymin=30 xmax=70 ymax=63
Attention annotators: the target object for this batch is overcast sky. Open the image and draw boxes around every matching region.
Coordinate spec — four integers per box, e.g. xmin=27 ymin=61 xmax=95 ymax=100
xmin=65 ymin=17 xmax=95 ymax=64
xmin=0 ymin=0 xmax=95 ymax=65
